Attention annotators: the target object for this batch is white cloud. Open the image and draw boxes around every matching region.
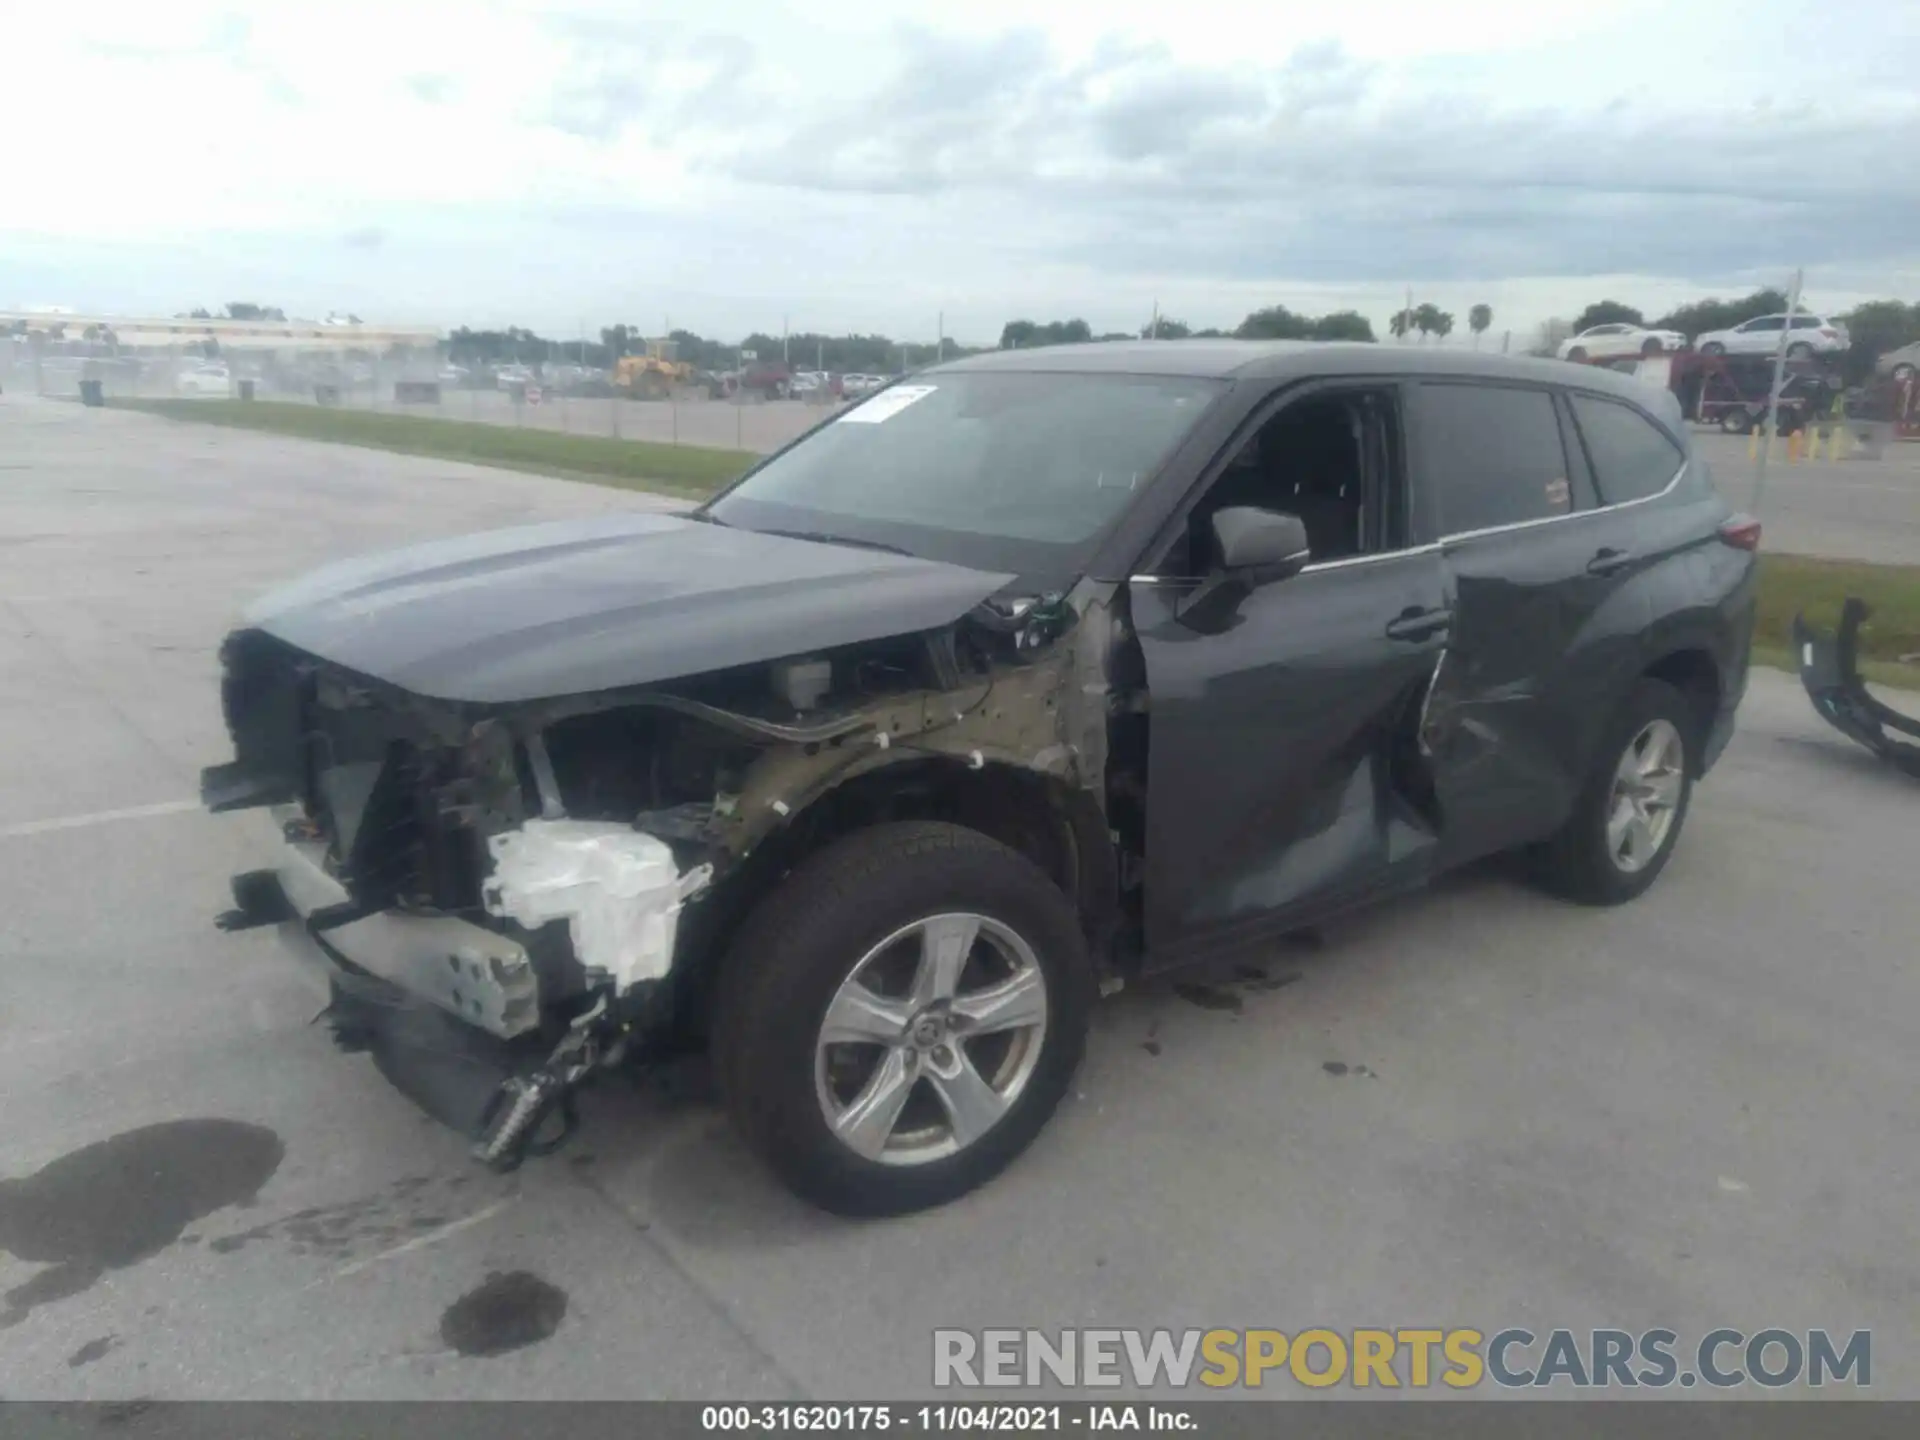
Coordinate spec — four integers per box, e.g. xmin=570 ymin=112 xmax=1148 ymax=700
xmin=6 ymin=0 xmax=1917 ymax=340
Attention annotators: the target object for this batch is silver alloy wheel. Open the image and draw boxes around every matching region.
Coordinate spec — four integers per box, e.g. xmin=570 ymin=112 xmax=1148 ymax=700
xmin=1606 ymin=718 xmax=1685 ymax=874
xmin=813 ymin=912 xmax=1049 ymax=1167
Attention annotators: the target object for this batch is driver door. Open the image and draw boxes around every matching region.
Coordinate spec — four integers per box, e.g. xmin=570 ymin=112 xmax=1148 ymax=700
xmin=1128 ymin=382 xmax=1450 ymax=968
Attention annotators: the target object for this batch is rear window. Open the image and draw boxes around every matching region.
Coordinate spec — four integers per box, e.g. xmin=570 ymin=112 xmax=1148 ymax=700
xmin=1416 ymin=383 xmax=1573 ymax=535
xmin=1568 ymin=395 xmax=1684 ymax=505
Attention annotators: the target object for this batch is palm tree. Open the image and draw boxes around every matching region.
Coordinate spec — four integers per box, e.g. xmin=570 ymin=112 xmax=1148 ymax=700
xmin=1469 ymin=304 xmax=1493 ymax=349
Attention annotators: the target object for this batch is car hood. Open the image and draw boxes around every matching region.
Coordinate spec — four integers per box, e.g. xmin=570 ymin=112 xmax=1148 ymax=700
xmin=243 ymin=511 xmax=1018 ymax=704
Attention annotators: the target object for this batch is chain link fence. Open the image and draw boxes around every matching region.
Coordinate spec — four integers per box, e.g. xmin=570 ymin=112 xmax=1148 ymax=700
xmin=3 ymin=343 xmax=836 ymax=456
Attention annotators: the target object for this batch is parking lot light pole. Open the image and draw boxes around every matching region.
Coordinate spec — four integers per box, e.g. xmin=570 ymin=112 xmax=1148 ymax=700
xmin=1753 ymin=268 xmax=1804 ymax=514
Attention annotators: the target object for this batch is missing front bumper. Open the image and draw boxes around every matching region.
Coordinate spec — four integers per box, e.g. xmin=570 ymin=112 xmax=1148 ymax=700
xmin=250 ymin=810 xmax=542 ymax=1039
xmin=218 ymin=866 xmax=617 ymax=1168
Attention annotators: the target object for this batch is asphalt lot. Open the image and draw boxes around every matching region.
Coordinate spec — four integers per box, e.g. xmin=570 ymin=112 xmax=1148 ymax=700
xmin=3 ymin=393 xmax=1919 ymax=1400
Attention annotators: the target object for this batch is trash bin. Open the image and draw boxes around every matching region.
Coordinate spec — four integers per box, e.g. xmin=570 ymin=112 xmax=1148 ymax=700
xmin=79 ymin=379 xmax=104 ymax=408
xmin=238 ymin=379 xmax=256 ymax=401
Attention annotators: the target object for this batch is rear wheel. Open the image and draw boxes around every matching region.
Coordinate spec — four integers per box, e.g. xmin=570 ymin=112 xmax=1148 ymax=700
xmin=1720 ymin=407 xmax=1754 ymax=435
xmin=1787 ymin=341 xmax=1814 ymax=360
xmin=1641 ymin=337 xmax=1664 ymax=356
xmin=1890 ymin=363 xmax=1914 ymax=383
xmin=1567 ymin=346 xmax=1588 ymax=363
xmin=1701 ymin=341 xmax=1726 ymax=357
xmin=1535 ymin=680 xmax=1696 ymax=905
xmin=713 ymin=821 xmax=1092 ymax=1216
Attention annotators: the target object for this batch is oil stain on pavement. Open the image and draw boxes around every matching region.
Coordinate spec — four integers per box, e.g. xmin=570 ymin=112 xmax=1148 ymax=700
xmin=439 ymin=1271 xmax=569 ymax=1357
xmin=67 ymin=1335 xmax=118 ymax=1368
xmin=0 ymin=1119 xmax=284 ymax=1328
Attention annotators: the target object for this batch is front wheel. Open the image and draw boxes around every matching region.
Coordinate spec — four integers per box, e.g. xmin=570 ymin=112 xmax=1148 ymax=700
xmin=1534 ymin=680 xmax=1697 ymax=905
xmin=1566 ymin=346 xmax=1588 ymax=363
xmin=1720 ymin=407 xmax=1754 ymax=434
xmin=1787 ymin=342 xmax=1814 ymax=360
xmin=1641 ymin=338 xmax=1664 ymax=356
xmin=1701 ymin=341 xmax=1726 ymax=357
xmin=1892 ymin=363 xmax=1915 ymax=383
xmin=714 ymin=822 xmax=1093 ymax=1216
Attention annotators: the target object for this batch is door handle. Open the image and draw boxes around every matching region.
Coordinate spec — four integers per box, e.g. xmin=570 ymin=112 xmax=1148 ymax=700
xmin=1384 ymin=606 xmax=1452 ymax=642
xmin=1587 ymin=547 xmax=1633 ymax=576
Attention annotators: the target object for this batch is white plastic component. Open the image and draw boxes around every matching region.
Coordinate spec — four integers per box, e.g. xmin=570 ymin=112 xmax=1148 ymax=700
xmin=773 ymin=657 xmax=833 ymax=711
xmin=483 ymin=820 xmax=712 ymax=994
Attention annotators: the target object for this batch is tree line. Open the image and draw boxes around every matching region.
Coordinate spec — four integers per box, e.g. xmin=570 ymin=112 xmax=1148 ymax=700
xmin=444 ymin=325 xmax=965 ymax=375
xmin=40 ymin=285 xmax=1908 ymax=383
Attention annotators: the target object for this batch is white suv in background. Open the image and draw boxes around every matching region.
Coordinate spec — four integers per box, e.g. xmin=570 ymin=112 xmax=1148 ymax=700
xmin=175 ymin=364 xmax=233 ymax=396
xmin=1694 ymin=314 xmax=1850 ymax=359
xmin=1558 ymin=323 xmax=1688 ymax=362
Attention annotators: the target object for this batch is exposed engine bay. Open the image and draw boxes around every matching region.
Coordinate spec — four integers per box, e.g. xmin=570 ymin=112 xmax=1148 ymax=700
xmin=204 ymin=584 xmax=1134 ymax=1168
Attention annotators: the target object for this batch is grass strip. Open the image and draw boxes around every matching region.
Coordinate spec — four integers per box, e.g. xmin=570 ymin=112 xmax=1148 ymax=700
xmin=109 ymin=398 xmax=753 ymax=497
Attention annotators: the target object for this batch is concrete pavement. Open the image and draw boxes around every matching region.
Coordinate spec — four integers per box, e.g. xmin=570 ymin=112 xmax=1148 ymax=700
xmin=2 ymin=394 xmax=1916 ymax=1399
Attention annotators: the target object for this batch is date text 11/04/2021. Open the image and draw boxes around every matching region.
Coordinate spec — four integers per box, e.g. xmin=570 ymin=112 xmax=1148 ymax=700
xmin=702 ymin=1406 xmax=1192 ymax=1432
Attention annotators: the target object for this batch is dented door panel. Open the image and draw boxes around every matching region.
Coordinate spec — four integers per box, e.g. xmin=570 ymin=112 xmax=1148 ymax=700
xmin=1131 ymin=551 xmax=1450 ymax=966
xmin=1425 ymin=517 xmax=1651 ymax=865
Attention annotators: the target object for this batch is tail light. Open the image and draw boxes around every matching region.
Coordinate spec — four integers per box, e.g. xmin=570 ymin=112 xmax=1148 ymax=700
xmin=1718 ymin=514 xmax=1762 ymax=551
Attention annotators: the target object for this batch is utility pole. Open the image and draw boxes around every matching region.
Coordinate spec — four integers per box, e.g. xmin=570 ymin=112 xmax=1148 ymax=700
xmin=1149 ymin=299 xmax=1159 ymax=339
xmin=937 ymin=311 xmax=944 ymax=362
xmin=783 ymin=314 xmax=789 ymax=366
xmin=1753 ymin=267 xmax=1804 ymax=514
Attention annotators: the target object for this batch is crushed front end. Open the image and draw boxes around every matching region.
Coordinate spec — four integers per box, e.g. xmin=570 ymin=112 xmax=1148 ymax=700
xmin=201 ymin=582 xmax=1115 ymax=1170
xmin=202 ymin=628 xmax=723 ymax=1166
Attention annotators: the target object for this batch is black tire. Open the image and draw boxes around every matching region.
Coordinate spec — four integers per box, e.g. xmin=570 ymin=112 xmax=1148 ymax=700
xmin=1641 ymin=337 xmax=1663 ymax=356
xmin=1787 ymin=342 xmax=1814 ymax=360
xmin=1890 ymin=363 xmax=1914 ymax=383
xmin=1720 ymin=407 xmax=1753 ymax=435
xmin=1701 ymin=341 xmax=1726 ymax=357
xmin=1534 ymin=679 xmax=1698 ymax=906
xmin=713 ymin=821 xmax=1093 ymax=1216
xmin=1567 ymin=346 xmax=1587 ymax=363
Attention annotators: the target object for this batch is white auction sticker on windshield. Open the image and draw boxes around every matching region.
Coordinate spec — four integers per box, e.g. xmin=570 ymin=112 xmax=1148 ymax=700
xmin=838 ymin=385 xmax=937 ymax=424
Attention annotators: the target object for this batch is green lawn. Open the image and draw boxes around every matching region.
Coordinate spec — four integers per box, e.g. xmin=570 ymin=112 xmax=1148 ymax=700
xmin=108 ymin=398 xmax=754 ymax=497
xmin=107 ymin=395 xmax=1920 ymax=689
xmin=1753 ymin=554 xmax=1920 ymax=689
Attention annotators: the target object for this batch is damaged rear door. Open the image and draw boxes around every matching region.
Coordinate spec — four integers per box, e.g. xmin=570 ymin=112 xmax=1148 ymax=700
xmin=1410 ymin=380 xmax=1659 ymax=865
xmin=1127 ymin=381 xmax=1449 ymax=966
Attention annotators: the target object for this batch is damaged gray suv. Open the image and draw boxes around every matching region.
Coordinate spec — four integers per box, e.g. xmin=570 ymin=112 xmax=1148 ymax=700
xmin=204 ymin=342 xmax=1759 ymax=1215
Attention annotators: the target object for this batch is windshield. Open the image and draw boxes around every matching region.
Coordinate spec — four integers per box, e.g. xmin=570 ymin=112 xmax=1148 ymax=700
xmin=704 ymin=371 xmax=1226 ymax=574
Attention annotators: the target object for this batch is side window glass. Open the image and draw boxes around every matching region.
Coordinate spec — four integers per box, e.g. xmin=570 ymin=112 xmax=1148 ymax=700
xmin=1160 ymin=390 xmax=1398 ymax=576
xmin=1568 ymin=394 xmax=1684 ymax=504
xmin=1417 ymin=384 xmax=1572 ymax=535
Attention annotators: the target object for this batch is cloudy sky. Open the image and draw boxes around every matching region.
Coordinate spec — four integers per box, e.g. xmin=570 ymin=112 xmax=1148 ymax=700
xmin=8 ymin=0 xmax=1918 ymax=343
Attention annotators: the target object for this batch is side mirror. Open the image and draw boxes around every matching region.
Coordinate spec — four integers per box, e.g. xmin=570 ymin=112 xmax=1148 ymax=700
xmin=1173 ymin=507 xmax=1312 ymax=633
xmin=1212 ymin=506 xmax=1312 ymax=584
